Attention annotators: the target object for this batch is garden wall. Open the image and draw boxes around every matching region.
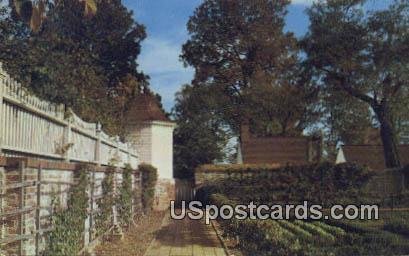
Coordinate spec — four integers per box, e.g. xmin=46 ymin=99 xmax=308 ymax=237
xmin=0 ymin=156 xmax=142 ymax=256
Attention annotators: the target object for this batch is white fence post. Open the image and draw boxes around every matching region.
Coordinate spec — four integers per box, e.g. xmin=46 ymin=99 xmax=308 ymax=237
xmin=0 ymin=64 xmax=4 ymax=156
xmin=63 ymin=113 xmax=72 ymax=162
xmin=95 ymin=123 xmax=102 ymax=166
xmin=115 ymin=136 xmax=120 ymax=167
xmin=126 ymin=143 xmax=131 ymax=166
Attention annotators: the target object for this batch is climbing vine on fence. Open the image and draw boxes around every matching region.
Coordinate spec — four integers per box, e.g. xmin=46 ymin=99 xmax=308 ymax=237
xmin=95 ymin=166 xmax=115 ymax=236
xmin=117 ymin=164 xmax=133 ymax=226
xmin=0 ymin=171 xmax=3 ymax=255
xmin=44 ymin=165 xmax=90 ymax=256
xmin=140 ymin=163 xmax=158 ymax=214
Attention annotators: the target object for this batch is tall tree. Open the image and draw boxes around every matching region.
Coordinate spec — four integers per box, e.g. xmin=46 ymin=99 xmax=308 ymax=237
xmin=181 ymin=0 xmax=317 ymax=137
xmin=10 ymin=0 xmax=97 ymax=32
xmin=173 ymin=84 xmax=230 ymax=179
xmin=303 ymin=0 xmax=409 ymax=168
xmin=0 ymin=0 xmax=147 ymax=134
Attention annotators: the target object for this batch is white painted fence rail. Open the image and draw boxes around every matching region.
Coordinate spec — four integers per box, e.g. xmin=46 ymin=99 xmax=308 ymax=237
xmin=0 ymin=63 xmax=138 ymax=168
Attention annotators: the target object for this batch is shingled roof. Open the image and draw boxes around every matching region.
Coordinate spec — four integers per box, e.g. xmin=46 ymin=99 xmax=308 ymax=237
xmin=125 ymin=94 xmax=171 ymax=123
xmin=338 ymin=145 xmax=409 ymax=171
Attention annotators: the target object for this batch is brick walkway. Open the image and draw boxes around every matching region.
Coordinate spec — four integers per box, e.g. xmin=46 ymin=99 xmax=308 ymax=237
xmin=144 ymin=214 xmax=227 ymax=256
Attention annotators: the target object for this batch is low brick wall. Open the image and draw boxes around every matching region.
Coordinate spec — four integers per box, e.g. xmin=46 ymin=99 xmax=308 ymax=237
xmin=0 ymin=157 xmax=142 ymax=256
xmin=153 ymin=179 xmax=175 ymax=211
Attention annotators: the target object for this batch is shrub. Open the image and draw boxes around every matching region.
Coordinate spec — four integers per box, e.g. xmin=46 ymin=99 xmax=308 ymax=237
xmin=44 ymin=166 xmax=90 ymax=256
xmin=117 ymin=164 xmax=133 ymax=226
xmin=384 ymin=220 xmax=409 ymax=236
xmin=139 ymin=163 xmax=158 ymax=214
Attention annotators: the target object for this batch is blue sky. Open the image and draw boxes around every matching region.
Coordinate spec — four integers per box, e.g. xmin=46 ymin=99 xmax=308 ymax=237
xmin=123 ymin=0 xmax=391 ymax=112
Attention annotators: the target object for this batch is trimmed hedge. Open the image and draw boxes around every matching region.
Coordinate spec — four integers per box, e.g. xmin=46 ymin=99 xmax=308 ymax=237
xmin=199 ymin=163 xmax=409 ymax=255
xmin=139 ymin=163 xmax=158 ymax=214
xmin=196 ymin=162 xmax=373 ymax=207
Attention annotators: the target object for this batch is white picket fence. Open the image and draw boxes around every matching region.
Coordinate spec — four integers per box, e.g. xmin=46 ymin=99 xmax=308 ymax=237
xmin=0 ymin=63 xmax=138 ymax=168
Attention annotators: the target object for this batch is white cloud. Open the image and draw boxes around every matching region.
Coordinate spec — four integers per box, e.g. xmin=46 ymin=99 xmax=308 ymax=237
xmin=139 ymin=37 xmax=190 ymax=75
xmin=291 ymin=0 xmax=316 ymax=5
xmin=139 ymin=37 xmax=194 ymax=111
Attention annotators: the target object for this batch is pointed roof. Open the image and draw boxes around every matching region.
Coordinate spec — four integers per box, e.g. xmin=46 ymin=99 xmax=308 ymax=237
xmin=125 ymin=94 xmax=172 ymax=123
xmin=339 ymin=145 xmax=409 ymax=170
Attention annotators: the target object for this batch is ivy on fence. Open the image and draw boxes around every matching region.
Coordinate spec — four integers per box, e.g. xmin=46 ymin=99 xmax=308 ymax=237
xmin=44 ymin=166 xmax=90 ymax=256
xmin=117 ymin=164 xmax=133 ymax=227
xmin=0 ymin=170 xmax=3 ymax=256
xmin=95 ymin=166 xmax=115 ymax=236
xmin=140 ymin=164 xmax=158 ymax=214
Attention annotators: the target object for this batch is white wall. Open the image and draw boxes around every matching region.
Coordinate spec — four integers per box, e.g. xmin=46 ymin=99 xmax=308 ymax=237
xmin=151 ymin=122 xmax=175 ymax=180
xmin=127 ymin=121 xmax=175 ymax=181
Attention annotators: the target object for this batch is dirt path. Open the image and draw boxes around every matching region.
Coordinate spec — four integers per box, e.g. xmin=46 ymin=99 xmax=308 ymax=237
xmin=94 ymin=211 xmax=166 ymax=256
xmin=144 ymin=215 xmax=227 ymax=256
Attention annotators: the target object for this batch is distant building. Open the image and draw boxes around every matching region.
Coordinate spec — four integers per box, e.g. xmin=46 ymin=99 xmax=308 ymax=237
xmin=336 ymin=145 xmax=409 ymax=170
xmin=237 ymin=124 xmax=322 ymax=165
xmin=124 ymin=94 xmax=176 ymax=210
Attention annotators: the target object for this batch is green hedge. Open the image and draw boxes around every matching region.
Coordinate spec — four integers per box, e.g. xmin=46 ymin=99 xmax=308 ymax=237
xmin=196 ymin=162 xmax=373 ymax=207
xmin=139 ymin=163 xmax=158 ymax=214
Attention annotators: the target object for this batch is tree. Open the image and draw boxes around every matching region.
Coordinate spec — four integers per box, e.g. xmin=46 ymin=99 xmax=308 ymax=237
xmin=173 ymin=84 xmax=230 ymax=179
xmin=303 ymin=0 xmax=409 ymax=168
xmin=0 ymin=0 xmax=147 ymax=134
xmin=181 ymin=0 xmax=317 ymax=138
xmin=10 ymin=0 xmax=97 ymax=32
xmin=324 ymin=89 xmax=374 ymax=145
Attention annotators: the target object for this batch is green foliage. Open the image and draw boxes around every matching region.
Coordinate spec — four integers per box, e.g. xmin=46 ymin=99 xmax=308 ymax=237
xmin=44 ymin=166 xmax=90 ymax=256
xmin=209 ymin=193 xmax=352 ymax=256
xmin=210 ymin=194 xmax=409 ymax=255
xmin=181 ymin=0 xmax=319 ymax=138
xmin=384 ymin=215 xmax=409 ymax=237
xmin=95 ymin=166 xmax=115 ymax=236
xmin=117 ymin=164 xmax=133 ymax=226
xmin=139 ymin=163 xmax=157 ymax=214
xmin=11 ymin=0 xmax=97 ymax=32
xmin=303 ymin=0 xmax=409 ymax=167
xmin=196 ymin=162 xmax=373 ymax=206
xmin=173 ymin=84 xmax=231 ymax=179
xmin=0 ymin=0 xmax=148 ymax=135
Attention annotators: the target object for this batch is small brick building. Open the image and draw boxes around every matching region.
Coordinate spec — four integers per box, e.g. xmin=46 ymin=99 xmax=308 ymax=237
xmin=237 ymin=124 xmax=322 ymax=165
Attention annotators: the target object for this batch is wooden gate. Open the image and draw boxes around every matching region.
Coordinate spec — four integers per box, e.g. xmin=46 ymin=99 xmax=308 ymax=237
xmin=175 ymin=179 xmax=195 ymax=206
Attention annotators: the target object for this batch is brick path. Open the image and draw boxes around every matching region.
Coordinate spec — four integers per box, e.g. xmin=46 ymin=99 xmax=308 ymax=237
xmin=144 ymin=214 xmax=227 ymax=256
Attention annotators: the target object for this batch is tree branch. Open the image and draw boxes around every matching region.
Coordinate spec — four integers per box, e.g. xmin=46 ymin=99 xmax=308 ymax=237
xmin=319 ymin=67 xmax=374 ymax=105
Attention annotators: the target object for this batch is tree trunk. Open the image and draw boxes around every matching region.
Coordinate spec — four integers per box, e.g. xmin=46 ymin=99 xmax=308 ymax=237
xmin=373 ymin=102 xmax=401 ymax=169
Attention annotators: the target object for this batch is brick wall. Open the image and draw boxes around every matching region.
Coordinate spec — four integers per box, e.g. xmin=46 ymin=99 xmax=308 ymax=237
xmin=0 ymin=157 xmax=142 ymax=256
